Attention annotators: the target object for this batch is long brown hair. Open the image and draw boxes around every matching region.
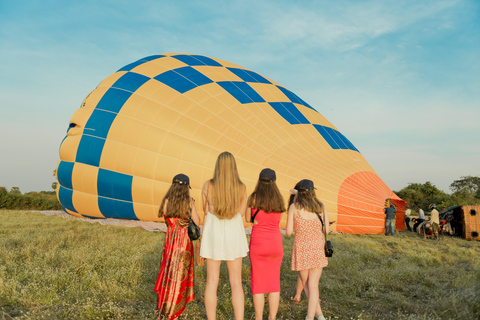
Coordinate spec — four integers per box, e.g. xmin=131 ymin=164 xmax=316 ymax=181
xmin=294 ymin=189 xmax=324 ymax=214
xmin=159 ymin=183 xmax=190 ymax=219
xmin=211 ymin=151 xmax=245 ymax=219
xmin=247 ymin=180 xmax=285 ymax=213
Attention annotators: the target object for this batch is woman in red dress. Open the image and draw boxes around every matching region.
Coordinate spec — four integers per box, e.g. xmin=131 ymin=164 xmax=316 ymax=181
xmin=154 ymin=173 xmax=200 ymax=320
xmin=246 ymin=168 xmax=286 ymax=320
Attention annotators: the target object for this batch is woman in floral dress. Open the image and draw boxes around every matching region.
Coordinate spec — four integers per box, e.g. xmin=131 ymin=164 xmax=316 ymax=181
xmin=154 ymin=173 xmax=200 ymax=319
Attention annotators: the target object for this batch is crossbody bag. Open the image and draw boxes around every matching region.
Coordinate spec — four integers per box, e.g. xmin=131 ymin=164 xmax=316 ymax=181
xmin=315 ymin=211 xmax=333 ymax=257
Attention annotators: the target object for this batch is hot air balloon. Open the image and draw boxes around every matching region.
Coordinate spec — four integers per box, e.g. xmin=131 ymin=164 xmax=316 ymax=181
xmin=57 ymin=53 xmax=406 ymax=234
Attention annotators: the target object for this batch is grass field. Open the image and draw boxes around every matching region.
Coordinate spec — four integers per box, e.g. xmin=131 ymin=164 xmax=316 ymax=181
xmin=1 ymin=210 xmax=479 ymax=320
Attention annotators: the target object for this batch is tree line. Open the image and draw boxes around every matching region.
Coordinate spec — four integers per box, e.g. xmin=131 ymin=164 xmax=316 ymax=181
xmin=0 ymin=187 xmax=62 ymax=210
xmin=394 ymin=175 xmax=480 ymax=210
xmin=1 ymin=175 xmax=478 ymax=212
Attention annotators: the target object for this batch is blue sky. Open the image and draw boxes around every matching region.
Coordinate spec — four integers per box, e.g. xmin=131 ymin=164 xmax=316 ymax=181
xmin=1 ymin=0 xmax=479 ymax=194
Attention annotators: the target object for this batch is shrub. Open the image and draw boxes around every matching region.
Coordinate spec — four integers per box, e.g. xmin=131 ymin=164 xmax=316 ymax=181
xmin=0 ymin=187 xmax=61 ymax=210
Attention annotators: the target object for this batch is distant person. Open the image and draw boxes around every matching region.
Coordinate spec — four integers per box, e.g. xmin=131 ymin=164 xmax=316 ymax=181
xmin=385 ymin=203 xmax=397 ymax=236
xmin=286 ymin=179 xmax=328 ymax=320
xmin=429 ymin=204 xmax=440 ymax=238
xmin=246 ymin=168 xmax=285 ymax=320
xmin=384 ymin=203 xmax=397 ymax=236
xmin=413 ymin=206 xmax=425 ymax=232
xmin=404 ymin=206 xmax=412 ymax=231
xmin=200 ymin=151 xmax=249 ymax=320
xmin=154 ymin=173 xmax=200 ymax=319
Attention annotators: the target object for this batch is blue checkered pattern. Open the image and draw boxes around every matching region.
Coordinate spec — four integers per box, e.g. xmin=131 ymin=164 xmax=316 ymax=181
xmin=59 ymin=54 xmax=359 ymax=219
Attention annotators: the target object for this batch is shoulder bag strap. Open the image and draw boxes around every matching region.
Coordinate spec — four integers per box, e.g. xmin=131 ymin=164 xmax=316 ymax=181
xmin=188 ymin=202 xmax=192 ymax=220
xmin=323 ymin=210 xmax=328 ymax=242
xmin=316 ymin=212 xmax=328 ymax=242
xmin=251 ymin=208 xmax=260 ymax=223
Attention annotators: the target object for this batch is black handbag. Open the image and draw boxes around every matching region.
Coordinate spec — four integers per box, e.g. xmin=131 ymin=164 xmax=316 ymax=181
xmin=316 ymin=212 xmax=333 ymax=258
xmin=187 ymin=208 xmax=201 ymax=241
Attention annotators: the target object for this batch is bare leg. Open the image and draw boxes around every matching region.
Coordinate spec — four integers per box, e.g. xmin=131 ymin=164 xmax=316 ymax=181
xmin=205 ymin=259 xmax=221 ymax=320
xmin=226 ymin=257 xmax=244 ymax=320
xmin=294 ymin=275 xmax=304 ymax=301
xmin=298 ymin=269 xmax=323 ymax=319
xmin=268 ymin=292 xmax=280 ymax=320
xmin=253 ymin=293 xmax=264 ymax=320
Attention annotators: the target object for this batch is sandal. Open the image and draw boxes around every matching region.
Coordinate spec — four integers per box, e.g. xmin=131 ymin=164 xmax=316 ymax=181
xmin=291 ymin=297 xmax=300 ymax=303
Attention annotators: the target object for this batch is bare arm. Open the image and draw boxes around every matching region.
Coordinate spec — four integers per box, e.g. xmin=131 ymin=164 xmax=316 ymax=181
xmin=245 ymin=194 xmax=254 ymax=222
xmin=162 ymin=199 xmax=168 ymax=216
xmin=286 ymin=203 xmax=296 ymax=236
xmin=245 ymin=207 xmax=252 ymax=223
xmin=239 ymin=184 xmax=247 ymax=217
xmin=190 ymin=197 xmax=200 ymax=226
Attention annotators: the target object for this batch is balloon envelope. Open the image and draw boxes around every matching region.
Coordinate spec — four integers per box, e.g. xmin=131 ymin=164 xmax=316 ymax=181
xmin=57 ymin=53 xmax=405 ymax=234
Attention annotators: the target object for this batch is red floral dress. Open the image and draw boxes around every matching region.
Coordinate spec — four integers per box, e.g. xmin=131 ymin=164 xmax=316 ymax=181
xmin=291 ymin=211 xmax=328 ymax=271
xmin=154 ymin=217 xmax=195 ymax=319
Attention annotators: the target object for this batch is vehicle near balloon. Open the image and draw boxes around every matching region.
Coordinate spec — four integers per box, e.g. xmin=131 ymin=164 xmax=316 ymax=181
xmin=413 ymin=205 xmax=480 ymax=241
xmin=57 ymin=53 xmax=406 ymax=234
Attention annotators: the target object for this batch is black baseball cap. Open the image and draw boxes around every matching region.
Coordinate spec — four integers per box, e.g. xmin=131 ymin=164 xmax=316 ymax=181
xmin=172 ymin=173 xmax=190 ymax=187
xmin=259 ymin=168 xmax=276 ymax=182
xmin=297 ymin=179 xmax=316 ymax=192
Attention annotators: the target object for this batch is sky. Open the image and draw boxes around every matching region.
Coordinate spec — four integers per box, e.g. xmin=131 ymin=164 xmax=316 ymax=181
xmin=0 ymin=0 xmax=479 ymax=194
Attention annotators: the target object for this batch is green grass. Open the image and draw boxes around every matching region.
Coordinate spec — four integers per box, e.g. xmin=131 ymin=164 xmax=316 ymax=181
xmin=1 ymin=210 xmax=479 ymax=319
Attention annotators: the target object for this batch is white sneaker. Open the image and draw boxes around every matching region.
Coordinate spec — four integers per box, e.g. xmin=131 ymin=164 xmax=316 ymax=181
xmin=315 ymin=314 xmax=326 ymax=320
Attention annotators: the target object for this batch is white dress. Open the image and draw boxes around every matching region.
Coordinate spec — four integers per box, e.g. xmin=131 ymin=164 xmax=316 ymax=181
xmin=200 ymin=212 xmax=249 ymax=261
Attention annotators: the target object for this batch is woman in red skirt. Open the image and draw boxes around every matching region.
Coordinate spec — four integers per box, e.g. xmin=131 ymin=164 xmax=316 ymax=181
xmin=154 ymin=173 xmax=200 ymax=319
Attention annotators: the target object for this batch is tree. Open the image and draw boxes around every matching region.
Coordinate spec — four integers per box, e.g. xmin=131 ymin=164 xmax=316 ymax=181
xmin=10 ymin=187 xmax=21 ymax=195
xmin=449 ymin=176 xmax=480 ymax=206
xmin=52 ymin=169 xmax=58 ymax=191
xmin=450 ymin=176 xmax=480 ymax=194
xmin=395 ymin=181 xmax=448 ymax=209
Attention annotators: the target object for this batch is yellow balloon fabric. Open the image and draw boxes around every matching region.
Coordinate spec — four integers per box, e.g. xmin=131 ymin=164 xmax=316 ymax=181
xmin=57 ymin=53 xmax=405 ymax=234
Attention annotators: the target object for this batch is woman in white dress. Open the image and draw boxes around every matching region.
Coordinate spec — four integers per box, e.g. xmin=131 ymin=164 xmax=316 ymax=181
xmin=200 ymin=151 xmax=249 ymax=320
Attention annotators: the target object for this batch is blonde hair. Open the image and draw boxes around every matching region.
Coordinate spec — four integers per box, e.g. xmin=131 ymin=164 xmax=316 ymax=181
xmin=247 ymin=180 xmax=285 ymax=213
xmin=294 ymin=189 xmax=324 ymax=214
xmin=211 ymin=151 xmax=245 ymax=219
xmin=158 ymin=183 xmax=190 ymax=219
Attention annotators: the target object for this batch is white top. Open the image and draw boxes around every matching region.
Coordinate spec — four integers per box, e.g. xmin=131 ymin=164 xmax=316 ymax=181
xmin=419 ymin=209 xmax=425 ymax=219
xmin=430 ymin=209 xmax=439 ymax=224
xmin=405 ymin=209 xmax=411 ymax=217
xmin=200 ymin=212 xmax=249 ymax=261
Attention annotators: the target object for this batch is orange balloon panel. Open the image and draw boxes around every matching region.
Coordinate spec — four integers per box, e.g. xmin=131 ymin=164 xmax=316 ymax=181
xmin=57 ymin=53 xmax=405 ymax=233
xmin=337 ymin=171 xmax=405 ymax=234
